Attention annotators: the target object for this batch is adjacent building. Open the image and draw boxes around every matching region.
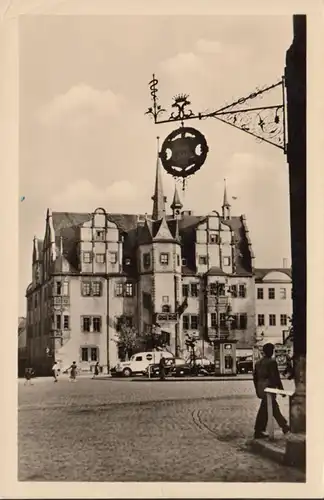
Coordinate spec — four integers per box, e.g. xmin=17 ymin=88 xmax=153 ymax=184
xmin=254 ymin=267 xmax=292 ymax=346
xmin=24 ymin=152 xmax=291 ymax=375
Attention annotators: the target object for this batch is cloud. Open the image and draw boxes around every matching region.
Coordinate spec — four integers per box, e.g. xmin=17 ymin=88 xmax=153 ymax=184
xmin=50 ymin=179 xmax=145 ymax=213
xmin=195 ymin=39 xmax=222 ymax=54
xmin=159 ymin=52 xmax=204 ymax=76
xmin=37 ymin=84 xmax=124 ymax=129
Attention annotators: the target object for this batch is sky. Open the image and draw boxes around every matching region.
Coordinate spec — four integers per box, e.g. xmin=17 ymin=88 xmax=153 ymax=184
xmin=19 ymin=14 xmax=293 ymax=315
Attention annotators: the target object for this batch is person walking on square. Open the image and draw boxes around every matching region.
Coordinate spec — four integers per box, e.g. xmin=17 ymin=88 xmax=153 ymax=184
xmin=52 ymin=362 xmax=59 ymax=383
xmin=159 ymin=355 xmax=166 ymax=381
xmin=253 ymin=343 xmax=290 ymax=439
xmin=24 ymin=367 xmax=34 ymax=386
xmin=69 ymin=361 xmax=77 ymax=382
xmin=92 ymin=362 xmax=100 ymax=379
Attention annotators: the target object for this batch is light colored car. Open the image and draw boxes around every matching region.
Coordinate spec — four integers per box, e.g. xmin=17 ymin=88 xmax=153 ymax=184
xmin=114 ymin=351 xmax=174 ymax=377
xmin=191 ymin=357 xmax=213 ymax=367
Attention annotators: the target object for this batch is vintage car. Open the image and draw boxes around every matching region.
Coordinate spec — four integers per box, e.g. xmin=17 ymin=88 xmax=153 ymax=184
xmin=236 ymin=355 xmax=254 ymax=374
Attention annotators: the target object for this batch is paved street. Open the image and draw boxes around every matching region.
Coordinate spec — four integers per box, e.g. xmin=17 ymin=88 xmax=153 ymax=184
xmin=18 ymin=376 xmax=304 ymax=482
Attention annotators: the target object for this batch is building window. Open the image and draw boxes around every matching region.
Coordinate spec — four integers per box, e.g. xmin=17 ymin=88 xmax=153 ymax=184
xmin=199 ymin=255 xmax=207 ymax=265
xmin=109 ymin=252 xmax=117 ymax=264
xmin=96 ymin=253 xmax=105 ymax=264
xmin=177 ymin=255 xmax=180 ymax=266
xmin=91 ymin=347 xmax=99 ymax=361
xmin=238 ymin=284 xmax=246 ymax=298
xmin=211 ymin=313 xmax=217 ymax=328
xmin=81 ymin=281 xmax=91 ymax=296
xmin=81 ymin=347 xmax=88 ymax=362
xmin=230 ymin=285 xmax=237 ymax=298
xmin=143 ymin=253 xmax=151 ymax=268
xmin=160 ymin=253 xmax=169 ymax=265
xmin=162 ymin=295 xmax=169 ymax=303
xmin=280 ymin=288 xmax=287 ymax=299
xmin=269 ymin=314 xmax=276 ymax=326
xmin=223 ymin=256 xmax=231 ymax=266
xmin=63 ymin=315 xmax=70 ymax=330
xmin=82 ymin=316 xmax=91 ymax=332
xmin=162 ymin=305 xmax=170 ymax=313
xmin=280 ymin=314 xmax=287 ymax=326
xmin=93 ymin=317 xmax=102 ymax=333
xmin=238 ymin=313 xmax=248 ymax=330
xmin=258 ymin=314 xmax=265 ymax=326
xmin=56 ymin=314 xmax=61 ymax=330
xmin=268 ymin=288 xmax=275 ymax=300
xmin=209 ymin=233 xmax=219 ymax=244
xmin=83 ymin=252 xmax=92 ymax=263
xmin=115 ymin=283 xmax=123 ymax=297
xmin=210 ymin=283 xmax=225 ymax=296
xmin=56 ymin=282 xmax=62 ymax=295
xmin=125 ymin=282 xmax=134 ymax=297
xmin=95 ymin=230 xmax=105 ymax=241
xmin=92 ymin=281 xmax=102 ymax=296
xmin=63 ymin=282 xmax=69 ymax=296
xmin=181 ymin=258 xmax=187 ymax=266
xmin=182 ymin=284 xmax=189 ymax=297
xmin=183 ymin=315 xmax=189 ymax=330
xmin=190 ymin=283 xmax=198 ymax=297
xmin=190 ymin=315 xmax=199 ymax=330
xmin=219 ymin=313 xmax=226 ymax=329
xmin=257 ymin=288 xmax=264 ymax=300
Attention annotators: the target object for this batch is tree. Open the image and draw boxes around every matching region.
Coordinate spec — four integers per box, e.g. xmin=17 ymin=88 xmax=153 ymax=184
xmin=115 ymin=318 xmax=141 ymax=361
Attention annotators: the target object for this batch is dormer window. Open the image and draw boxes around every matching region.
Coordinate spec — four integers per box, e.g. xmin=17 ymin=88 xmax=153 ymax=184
xmin=95 ymin=230 xmax=105 ymax=241
xmin=209 ymin=233 xmax=220 ymax=244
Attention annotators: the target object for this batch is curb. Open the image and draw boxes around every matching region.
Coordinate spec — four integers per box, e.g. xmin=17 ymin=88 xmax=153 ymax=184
xmin=248 ymin=436 xmax=306 ymax=473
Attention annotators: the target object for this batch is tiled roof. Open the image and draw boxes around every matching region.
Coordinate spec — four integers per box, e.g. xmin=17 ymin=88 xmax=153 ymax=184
xmin=254 ymin=268 xmax=292 ymax=281
xmin=181 ymin=265 xmax=196 ymax=276
xmin=41 ymin=211 xmax=253 ymax=278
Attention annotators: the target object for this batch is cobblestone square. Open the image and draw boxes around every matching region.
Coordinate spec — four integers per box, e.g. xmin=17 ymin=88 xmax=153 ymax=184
xmin=18 ymin=376 xmax=304 ymax=482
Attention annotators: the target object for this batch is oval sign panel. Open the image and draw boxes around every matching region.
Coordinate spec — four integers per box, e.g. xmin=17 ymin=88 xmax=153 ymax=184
xmin=160 ymin=127 xmax=209 ymax=178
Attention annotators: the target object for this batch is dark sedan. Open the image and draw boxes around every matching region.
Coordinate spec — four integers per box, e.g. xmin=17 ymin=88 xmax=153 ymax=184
xmin=236 ymin=355 xmax=253 ymax=374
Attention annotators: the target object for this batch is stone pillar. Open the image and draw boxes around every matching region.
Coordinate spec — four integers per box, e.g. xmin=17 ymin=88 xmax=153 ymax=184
xmin=285 ymin=15 xmax=306 ymax=434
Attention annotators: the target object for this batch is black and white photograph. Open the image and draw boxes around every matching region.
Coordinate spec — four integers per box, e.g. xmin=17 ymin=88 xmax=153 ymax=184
xmin=1 ymin=0 xmax=323 ymax=498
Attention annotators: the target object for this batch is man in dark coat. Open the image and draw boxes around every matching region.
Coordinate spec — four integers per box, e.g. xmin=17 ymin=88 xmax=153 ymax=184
xmin=159 ymin=355 xmax=166 ymax=381
xmin=253 ymin=343 xmax=290 ymax=439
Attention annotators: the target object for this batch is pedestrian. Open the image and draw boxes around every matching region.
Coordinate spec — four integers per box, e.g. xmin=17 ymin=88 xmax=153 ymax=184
xmin=159 ymin=355 xmax=166 ymax=381
xmin=253 ymin=343 xmax=290 ymax=439
xmin=52 ymin=362 xmax=59 ymax=382
xmin=24 ymin=367 xmax=34 ymax=386
xmin=92 ymin=362 xmax=100 ymax=379
xmin=69 ymin=361 xmax=78 ymax=382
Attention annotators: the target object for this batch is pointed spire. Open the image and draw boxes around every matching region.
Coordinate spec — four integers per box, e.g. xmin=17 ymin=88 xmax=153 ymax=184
xmin=151 ymin=137 xmax=166 ymax=220
xmin=222 ymin=178 xmax=231 ymax=219
xmin=170 ymin=184 xmax=183 ymax=211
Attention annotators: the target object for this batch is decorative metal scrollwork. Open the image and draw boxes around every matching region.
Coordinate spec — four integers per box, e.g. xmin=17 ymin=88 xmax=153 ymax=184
xmin=145 ymin=74 xmax=287 ymax=152
xmin=160 ymin=127 xmax=209 ymax=178
xmin=214 ymin=104 xmax=284 ymax=149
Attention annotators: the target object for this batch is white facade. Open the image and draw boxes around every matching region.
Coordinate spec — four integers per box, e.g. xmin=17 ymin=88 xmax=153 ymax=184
xmin=255 ymin=270 xmax=292 ymax=345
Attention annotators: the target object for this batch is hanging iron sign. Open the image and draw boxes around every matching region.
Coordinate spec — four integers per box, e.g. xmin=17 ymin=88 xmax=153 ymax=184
xmin=160 ymin=127 xmax=209 ymax=178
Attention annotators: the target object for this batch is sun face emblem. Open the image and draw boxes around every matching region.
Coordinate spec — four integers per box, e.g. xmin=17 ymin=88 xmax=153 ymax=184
xmin=160 ymin=127 xmax=209 ymax=178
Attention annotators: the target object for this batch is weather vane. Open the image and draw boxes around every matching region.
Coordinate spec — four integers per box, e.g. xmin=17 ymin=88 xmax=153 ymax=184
xmin=145 ymin=73 xmax=287 ymax=188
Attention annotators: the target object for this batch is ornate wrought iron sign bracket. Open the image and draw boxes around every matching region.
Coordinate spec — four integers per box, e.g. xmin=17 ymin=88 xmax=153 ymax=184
xmin=145 ymin=74 xmax=287 ymax=152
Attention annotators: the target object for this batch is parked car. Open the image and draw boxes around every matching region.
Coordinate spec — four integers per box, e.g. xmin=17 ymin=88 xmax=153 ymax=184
xmin=112 ymin=351 xmax=174 ymax=377
xmin=171 ymin=360 xmax=210 ymax=378
xmin=192 ymin=357 xmax=215 ymax=374
xmin=236 ymin=355 xmax=253 ymax=374
xmin=145 ymin=357 xmax=185 ymax=378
